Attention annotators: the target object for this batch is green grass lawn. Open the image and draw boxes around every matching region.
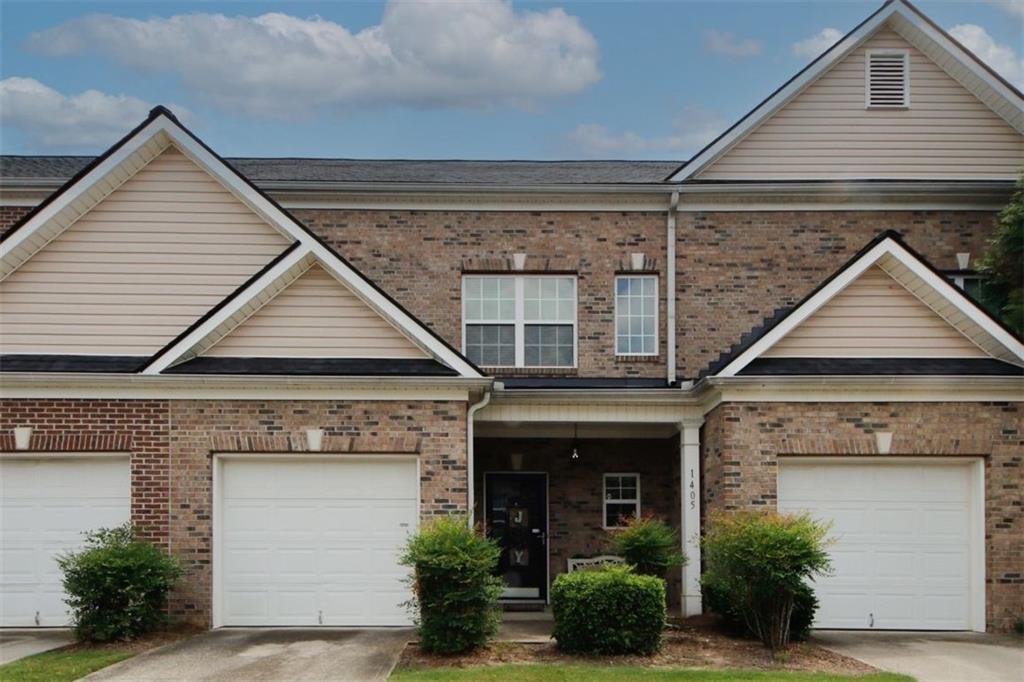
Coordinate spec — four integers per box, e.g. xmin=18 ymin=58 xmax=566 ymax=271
xmin=0 ymin=648 xmax=133 ymax=682
xmin=391 ymin=665 xmax=914 ymax=682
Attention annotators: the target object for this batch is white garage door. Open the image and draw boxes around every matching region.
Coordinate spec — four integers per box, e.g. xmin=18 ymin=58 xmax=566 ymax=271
xmin=778 ymin=459 xmax=981 ymax=631
xmin=217 ymin=456 xmax=418 ymax=627
xmin=1 ymin=456 xmax=131 ymax=627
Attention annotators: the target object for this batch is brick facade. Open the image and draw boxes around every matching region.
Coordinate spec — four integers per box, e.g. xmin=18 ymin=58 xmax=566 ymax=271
xmin=474 ymin=437 xmax=681 ymax=606
xmin=0 ymin=399 xmax=171 ymax=547
xmin=702 ymin=401 xmax=1024 ymax=632
xmin=0 ymin=205 xmax=31 ymax=233
xmin=294 ymin=208 xmax=997 ymax=379
xmin=1 ymin=202 xmax=997 ymax=381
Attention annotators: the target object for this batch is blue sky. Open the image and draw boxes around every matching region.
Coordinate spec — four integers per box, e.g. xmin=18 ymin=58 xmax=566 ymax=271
xmin=1 ymin=0 xmax=1021 ymax=159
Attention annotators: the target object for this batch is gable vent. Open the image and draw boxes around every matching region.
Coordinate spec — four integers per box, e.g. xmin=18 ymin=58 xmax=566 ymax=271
xmin=866 ymin=50 xmax=909 ymax=108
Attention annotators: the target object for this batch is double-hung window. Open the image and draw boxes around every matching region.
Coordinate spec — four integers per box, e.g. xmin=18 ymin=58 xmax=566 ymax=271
xmin=463 ymin=275 xmax=576 ymax=368
xmin=615 ymin=275 xmax=657 ymax=356
xmin=603 ymin=473 xmax=640 ymax=528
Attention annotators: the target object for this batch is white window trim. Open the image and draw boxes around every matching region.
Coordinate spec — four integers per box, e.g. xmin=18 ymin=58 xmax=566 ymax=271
xmin=865 ymin=48 xmax=910 ymax=109
xmin=461 ymin=274 xmax=578 ymax=369
xmin=614 ymin=274 xmax=659 ymax=357
xmin=603 ymin=472 xmax=641 ymax=530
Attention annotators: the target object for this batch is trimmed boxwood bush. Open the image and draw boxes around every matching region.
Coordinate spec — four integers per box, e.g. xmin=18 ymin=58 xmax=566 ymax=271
xmin=608 ymin=513 xmax=686 ymax=578
xmin=701 ymin=511 xmax=831 ymax=651
xmin=551 ymin=566 xmax=666 ymax=655
xmin=58 ymin=523 xmax=182 ymax=642
xmin=400 ymin=515 xmax=503 ymax=654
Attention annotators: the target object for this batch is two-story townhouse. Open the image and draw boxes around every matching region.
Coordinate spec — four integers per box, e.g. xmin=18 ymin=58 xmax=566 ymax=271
xmin=1 ymin=0 xmax=1022 ymax=632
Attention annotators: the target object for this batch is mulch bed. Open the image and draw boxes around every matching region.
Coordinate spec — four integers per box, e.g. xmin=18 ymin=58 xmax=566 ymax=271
xmin=54 ymin=623 xmax=204 ymax=656
xmin=398 ymin=618 xmax=878 ymax=676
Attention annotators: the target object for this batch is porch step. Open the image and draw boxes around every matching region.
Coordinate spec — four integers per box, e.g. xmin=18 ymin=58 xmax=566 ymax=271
xmin=501 ymin=602 xmax=547 ymax=612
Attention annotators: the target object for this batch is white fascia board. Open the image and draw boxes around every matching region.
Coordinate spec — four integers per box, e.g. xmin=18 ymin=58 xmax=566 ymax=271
xmin=0 ymin=373 xmax=485 ymax=401
xmin=669 ymin=3 xmax=897 ymax=182
xmin=715 ymin=239 xmax=894 ymax=377
xmin=879 ymin=240 xmax=1024 ymax=361
xmin=141 ymin=241 xmax=480 ymax=377
xmin=701 ymin=375 xmax=1024 ymax=406
xmin=141 ymin=246 xmax=310 ymax=374
xmin=715 ymin=237 xmax=1024 ymax=377
xmin=0 ymin=119 xmax=169 ymax=262
xmin=888 ymin=8 xmax=1024 ymax=131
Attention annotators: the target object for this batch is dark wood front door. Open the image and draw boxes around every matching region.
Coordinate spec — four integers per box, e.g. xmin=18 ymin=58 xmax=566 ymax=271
xmin=484 ymin=473 xmax=548 ymax=600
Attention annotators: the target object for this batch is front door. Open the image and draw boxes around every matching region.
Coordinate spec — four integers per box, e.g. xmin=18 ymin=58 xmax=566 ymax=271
xmin=484 ymin=473 xmax=548 ymax=600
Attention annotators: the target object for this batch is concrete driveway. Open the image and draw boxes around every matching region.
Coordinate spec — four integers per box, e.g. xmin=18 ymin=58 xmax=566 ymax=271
xmin=814 ymin=631 xmax=1024 ymax=682
xmin=84 ymin=628 xmax=413 ymax=682
xmin=0 ymin=629 xmax=73 ymax=664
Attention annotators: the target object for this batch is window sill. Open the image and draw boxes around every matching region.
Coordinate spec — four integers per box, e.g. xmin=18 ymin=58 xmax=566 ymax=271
xmin=614 ymin=355 xmax=661 ymax=363
xmin=481 ymin=367 xmax=578 ymax=376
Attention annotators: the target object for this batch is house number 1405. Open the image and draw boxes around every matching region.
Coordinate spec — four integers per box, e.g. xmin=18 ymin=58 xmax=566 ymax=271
xmin=689 ymin=468 xmax=696 ymax=510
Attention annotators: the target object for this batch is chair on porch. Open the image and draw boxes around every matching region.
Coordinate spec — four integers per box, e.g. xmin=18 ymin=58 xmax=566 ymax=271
xmin=566 ymin=555 xmax=625 ymax=572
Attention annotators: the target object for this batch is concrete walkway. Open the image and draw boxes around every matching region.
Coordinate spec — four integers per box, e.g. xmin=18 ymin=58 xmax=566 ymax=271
xmin=814 ymin=630 xmax=1024 ymax=682
xmin=84 ymin=628 xmax=413 ymax=682
xmin=0 ymin=629 xmax=73 ymax=664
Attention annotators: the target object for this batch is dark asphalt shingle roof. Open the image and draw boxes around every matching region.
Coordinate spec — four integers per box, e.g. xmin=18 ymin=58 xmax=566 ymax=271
xmin=0 ymin=155 xmax=682 ymax=185
xmin=739 ymin=358 xmax=1024 ymax=376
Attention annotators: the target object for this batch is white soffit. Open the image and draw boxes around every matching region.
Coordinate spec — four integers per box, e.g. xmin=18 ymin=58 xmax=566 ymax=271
xmin=671 ymin=0 xmax=1024 ymax=182
xmin=715 ymin=236 xmax=1024 ymax=376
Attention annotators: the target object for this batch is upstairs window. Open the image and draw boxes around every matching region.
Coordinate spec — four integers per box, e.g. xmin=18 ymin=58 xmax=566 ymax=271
xmin=463 ymin=275 xmax=576 ymax=368
xmin=866 ymin=50 xmax=909 ymax=108
xmin=615 ymin=275 xmax=658 ymax=356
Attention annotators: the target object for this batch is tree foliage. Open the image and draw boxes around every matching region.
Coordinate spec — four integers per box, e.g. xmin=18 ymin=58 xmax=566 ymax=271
xmin=976 ymin=176 xmax=1024 ymax=334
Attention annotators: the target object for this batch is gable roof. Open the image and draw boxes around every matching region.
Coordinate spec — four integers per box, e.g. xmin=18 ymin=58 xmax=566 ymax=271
xmin=0 ymin=106 xmax=483 ymax=379
xmin=706 ymin=230 xmax=1024 ymax=377
xmin=669 ymin=0 xmax=1024 ymax=182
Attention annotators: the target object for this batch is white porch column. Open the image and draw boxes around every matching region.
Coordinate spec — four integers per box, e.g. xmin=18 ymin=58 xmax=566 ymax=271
xmin=680 ymin=418 xmax=703 ymax=617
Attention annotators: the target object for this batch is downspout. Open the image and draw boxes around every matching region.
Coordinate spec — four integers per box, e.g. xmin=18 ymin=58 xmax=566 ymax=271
xmin=666 ymin=190 xmax=679 ymax=386
xmin=466 ymin=388 xmax=492 ymax=525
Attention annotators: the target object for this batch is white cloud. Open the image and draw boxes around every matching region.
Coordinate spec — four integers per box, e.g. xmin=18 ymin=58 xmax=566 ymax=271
xmin=949 ymin=23 xmax=1024 ymax=88
xmin=987 ymin=1 xmax=1024 ymax=18
xmin=0 ymin=77 xmax=190 ymax=149
xmin=565 ymin=106 xmax=726 ymax=159
xmin=26 ymin=1 xmax=601 ymax=117
xmin=791 ymin=27 xmax=843 ymax=59
xmin=704 ymin=30 xmax=762 ymax=58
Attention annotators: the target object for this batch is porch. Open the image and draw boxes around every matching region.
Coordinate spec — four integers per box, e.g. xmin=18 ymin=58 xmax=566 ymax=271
xmin=472 ymin=389 xmax=704 ymax=615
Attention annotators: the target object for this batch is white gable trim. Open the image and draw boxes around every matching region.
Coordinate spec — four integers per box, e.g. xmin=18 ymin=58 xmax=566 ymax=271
xmin=715 ymin=236 xmax=1024 ymax=377
xmin=2 ymin=108 xmax=482 ymax=379
xmin=671 ymin=0 xmax=1024 ymax=182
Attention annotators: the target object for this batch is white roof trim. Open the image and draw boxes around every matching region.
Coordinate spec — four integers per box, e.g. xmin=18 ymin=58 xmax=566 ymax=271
xmin=671 ymin=0 xmax=1024 ymax=182
xmin=2 ymin=108 xmax=482 ymax=379
xmin=715 ymin=236 xmax=1024 ymax=377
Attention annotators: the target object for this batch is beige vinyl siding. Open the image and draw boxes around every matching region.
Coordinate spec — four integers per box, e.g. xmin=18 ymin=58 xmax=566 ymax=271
xmin=700 ymin=26 xmax=1024 ymax=180
xmin=763 ymin=266 xmax=989 ymax=358
xmin=204 ymin=264 xmax=427 ymax=358
xmin=0 ymin=147 xmax=290 ymax=355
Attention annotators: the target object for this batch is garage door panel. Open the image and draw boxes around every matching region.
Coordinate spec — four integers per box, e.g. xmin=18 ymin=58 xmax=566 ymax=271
xmin=1 ymin=457 xmax=130 ymax=627
xmin=219 ymin=457 xmax=417 ymax=626
xmin=778 ymin=460 xmax=975 ymax=631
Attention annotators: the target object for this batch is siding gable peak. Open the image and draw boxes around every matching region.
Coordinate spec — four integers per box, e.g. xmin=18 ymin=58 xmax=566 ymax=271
xmin=711 ymin=231 xmax=1024 ymax=377
xmin=670 ymin=0 xmax=1024 ymax=181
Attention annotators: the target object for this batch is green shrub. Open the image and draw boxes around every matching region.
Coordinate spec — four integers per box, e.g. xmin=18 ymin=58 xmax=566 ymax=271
xmin=400 ymin=515 xmax=503 ymax=654
xmin=58 ymin=523 xmax=182 ymax=642
xmin=703 ymin=576 xmax=817 ymax=642
xmin=551 ymin=566 xmax=666 ymax=655
xmin=701 ymin=512 xmax=831 ymax=651
xmin=608 ymin=513 xmax=686 ymax=578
